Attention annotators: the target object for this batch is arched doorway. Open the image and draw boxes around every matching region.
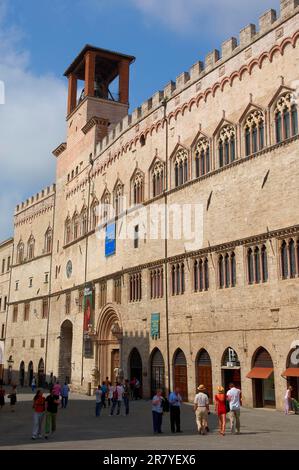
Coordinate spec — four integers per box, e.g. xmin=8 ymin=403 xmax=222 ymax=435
xmin=282 ymin=348 xmax=299 ymax=401
xmin=221 ymin=347 xmax=241 ymax=392
xmin=28 ymin=361 xmax=34 ymax=386
xmin=151 ymin=348 xmax=165 ymax=396
xmin=129 ymin=348 xmax=143 ymax=399
xmin=196 ymin=349 xmax=213 ymax=402
xmin=58 ymin=320 xmax=73 ymax=383
xmin=38 ymin=358 xmax=45 ymax=387
xmin=19 ymin=361 xmax=25 ymax=387
xmin=247 ymin=347 xmax=275 ymax=408
xmin=96 ymin=306 xmax=122 ymax=386
xmin=173 ymin=349 xmax=188 ymax=401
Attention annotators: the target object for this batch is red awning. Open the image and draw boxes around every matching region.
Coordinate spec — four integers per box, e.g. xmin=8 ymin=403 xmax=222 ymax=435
xmin=246 ymin=367 xmax=273 ymax=379
xmin=282 ymin=368 xmax=299 ymax=378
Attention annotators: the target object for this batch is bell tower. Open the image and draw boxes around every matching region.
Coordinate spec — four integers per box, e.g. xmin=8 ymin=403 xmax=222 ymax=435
xmin=64 ymin=44 xmax=135 ymax=127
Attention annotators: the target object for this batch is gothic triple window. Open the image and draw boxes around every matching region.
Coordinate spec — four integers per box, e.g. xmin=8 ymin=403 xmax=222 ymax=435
xmin=218 ymin=125 xmax=236 ymax=168
xmin=80 ymin=206 xmax=88 ymax=235
xmin=113 ymin=180 xmax=124 ymax=216
xmin=72 ymin=212 xmax=79 ymax=240
xmin=44 ymin=227 xmax=53 ymax=254
xmin=17 ymin=241 xmax=24 ymax=264
xmin=275 ymin=93 xmax=298 ymax=143
xmin=65 ymin=217 xmax=71 ymax=244
xmin=280 ymin=238 xmax=299 ymax=279
xmin=132 ymin=170 xmax=144 ymax=205
xmin=90 ymin=198 xmax=99 ymax=230
xmin=174 ymin=149 xmax=188 ymax=187
xmin=218 ymin=251 xmax=236 ymax=288
xmin=244 ymin=110 xmax=265 ymax=156
xmin=152 ymin=160 xmax=164 ymax=197
xmin=195 ymin=138 xmax=210 ymax=178
xmin=193 ymin=257 xmax=209 ymax=292
xmin=101 ymin=190 xmax=111 ymax=224
xmin=247 ymin=244 xmax=268 ymax=284
xmin=150 ymin=267 xmax=164 ymax=299
xmin=27 ymin=235 xmax=35 ymax=260
xmin=171 ymin=263 xmax=185 ymax=295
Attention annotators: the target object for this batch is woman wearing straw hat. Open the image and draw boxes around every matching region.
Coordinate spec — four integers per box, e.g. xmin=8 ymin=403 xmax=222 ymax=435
xmin=214 ymin=386 xmax=227 ymax=436
xmin=193 ymin=384 xmax=209 ymax=435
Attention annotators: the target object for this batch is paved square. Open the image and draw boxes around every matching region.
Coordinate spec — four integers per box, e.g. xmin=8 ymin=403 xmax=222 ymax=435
xmin=0 ymin=390 xmax=298 ymax=450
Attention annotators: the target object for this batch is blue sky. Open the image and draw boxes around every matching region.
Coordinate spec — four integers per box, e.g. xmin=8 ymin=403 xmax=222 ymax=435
xmin=0 ymin=0 xmax=280 ymax=241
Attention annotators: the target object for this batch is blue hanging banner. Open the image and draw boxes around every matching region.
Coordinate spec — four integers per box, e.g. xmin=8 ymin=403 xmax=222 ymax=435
xmin=105 ymin=223 xmax=116 ymax=257
xmin=151 ymin=313 xmax=160 ymax=339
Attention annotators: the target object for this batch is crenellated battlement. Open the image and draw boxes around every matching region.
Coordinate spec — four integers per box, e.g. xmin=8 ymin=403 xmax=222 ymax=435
xmin=95 ymin=0 xmax=298 ymax=157
xmin=15 ymin=184 xmax=56 ymax=214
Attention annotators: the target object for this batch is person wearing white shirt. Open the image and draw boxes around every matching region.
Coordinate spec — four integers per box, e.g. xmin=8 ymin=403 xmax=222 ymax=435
xmin=193 ymin=384 xmax=209 ymax=435
xmin=226 ymin=382 xmax=242 ymax=434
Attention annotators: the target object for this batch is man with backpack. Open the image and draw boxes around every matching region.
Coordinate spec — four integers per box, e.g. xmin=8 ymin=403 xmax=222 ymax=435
xmin=169 ymin=387 xmax=183 ymax=433
xmin=110 ymin=382 xmax=124 ymax=416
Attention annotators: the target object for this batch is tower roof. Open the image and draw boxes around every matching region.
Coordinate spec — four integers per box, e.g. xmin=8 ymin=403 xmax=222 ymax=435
xmin=64 ymin=44 xmax=135 ymax=77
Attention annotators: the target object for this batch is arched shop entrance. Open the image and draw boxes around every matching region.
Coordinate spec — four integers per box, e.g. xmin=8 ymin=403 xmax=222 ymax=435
xmin=173 ymin=349 xmax=188 ymax=401
xmin=150 ymin=348 xmax=165 ymax=396
xmin=58 ymin=320 xmax=73 ymax=383
xmin=196 ymin=349 xmax=213 ymax=402
xmin=282 ymin=348 xmax=299 ymax=401
xmin=247 ymin=347 xmax=276 ymax=408
xmin=38 ymin=358 xmax=45 ymax=387
xmin=19 ymin=361 xmax=25 ymax=387
xmin=221 ymin=347 xmax=241 ymax=392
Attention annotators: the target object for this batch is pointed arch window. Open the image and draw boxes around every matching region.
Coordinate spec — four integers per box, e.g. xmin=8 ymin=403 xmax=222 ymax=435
xmin=280 ymin=238 xmax=299 ymax=280
xmin=72 ymin=212 xmax=79 ymax=239
xmin=113 ymin=180 xmax=124 ymax=216
xmin=101 ymin=190 xmax=111 ymax=224
xmin=90 ymin=198 xmax=99 ymax=230
xmin=65 ymin=217 xmax=71 ymax=244
xmin=244 ymin=110 xmax=265 ymax=156
xmin=81 ymin=206 xmax=88 ymax=235
xmin=195 ymin=137 xmax=210 ymax=178
xmin=27 ymin=235 xmax=35 ymax=260
xmin=193 ymin=257 xmax=209 ymax=292
xmin=171 ymin=263 xmax=185 ymax=295
xmin=17 ymin=241 xmax=24 ymax=264
xmin=247 ymin=244 xmax=268 ymax=284
xmin=275 ymin=93 xmax=298 ymax=143
xmin=44 ymin=227 xmax=53 ymax=254
xmin=152 ymin=160 xmax=164 ymax=197
xmin=174 ymin=149 xmax=188 ymax=187
xmin=132 ymin=170 xmax=144 ymax=205
xmin=218 ymin=125 xmax=236 ymax=168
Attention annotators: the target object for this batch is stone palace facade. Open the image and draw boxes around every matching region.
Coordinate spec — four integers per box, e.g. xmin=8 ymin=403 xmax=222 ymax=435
xmin=1 ymin=0 xmax=299 ymax=410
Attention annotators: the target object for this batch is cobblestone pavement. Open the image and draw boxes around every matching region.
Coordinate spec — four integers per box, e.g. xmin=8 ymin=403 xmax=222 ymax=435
xmin=0 ymin=390 xmax=298 ymax=450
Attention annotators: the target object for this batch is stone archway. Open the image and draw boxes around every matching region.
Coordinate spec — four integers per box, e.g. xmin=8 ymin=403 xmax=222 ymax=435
xmin=58 ymin=320 xmax=73 ymax=383
xmin=96 ymin=306 xmax=122 ymax=386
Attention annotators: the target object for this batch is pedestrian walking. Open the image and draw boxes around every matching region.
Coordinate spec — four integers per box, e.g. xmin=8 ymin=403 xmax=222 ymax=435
xmin=107 ymin=382 xmax=113 ymax=407
xmin=134 ymin=378 xmax=141 ymax=400
xmin=169 ymin=387 xmax=183 ymax=433
xmin=61 ymin=382 xmax=70 ymax=409
xmin=152 ymin=389 xmax=164 ymax=434
xmin=0 ymin=385 xmax=5 ymax=409
xmin=214 ymin=386 xmax=227 ymax=436
xmin=123 ymin=379 xmax=130 ymax=416
xmin=95 ymin=385 xmax=102 ymax=417
xmin=110 ymin=382 xmax=124 ymax=416
xmin=284 ymin=385 xmax=294 ymax=415
xmin=7 ymin=385 xmax=17 ymax=412
xmin=32 ymin=390 xmax=46 ymax=440
xmin=101 ymin=381 xmax=107 ymax=408
xmin=45 ymin=389 xmax=60 ymax=439
xmin=31 ymin=376 xmax=36 ymax=393
xmin=52 ymin=381 xmax=61 ymax=396
xmin=226 ymin=382 xmax=242 ymax=434
xmin=194 ymin=384 xmax=209 ymax=435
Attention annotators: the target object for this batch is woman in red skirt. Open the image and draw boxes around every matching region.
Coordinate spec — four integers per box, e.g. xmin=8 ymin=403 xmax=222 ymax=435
xmin=214 ymin=386 xmax=227 ymax=435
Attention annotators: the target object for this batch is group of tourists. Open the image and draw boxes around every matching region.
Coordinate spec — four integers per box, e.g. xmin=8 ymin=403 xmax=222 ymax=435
xmin=95 ymin=378 xmax=131 ymax=417
xmin=152 ymin=382 xmax=242 ymax=436
xmin=31 ymin=381 xmax=70 ymax=439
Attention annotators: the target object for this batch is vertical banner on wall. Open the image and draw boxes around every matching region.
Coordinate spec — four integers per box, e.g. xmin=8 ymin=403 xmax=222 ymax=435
xmin=83 ymin=284 xmax=94 ymax=332
xmin=105 ymin=222 xmax=116 ymax=257
xmin=151 ymin=313 xmax=160 ymax=339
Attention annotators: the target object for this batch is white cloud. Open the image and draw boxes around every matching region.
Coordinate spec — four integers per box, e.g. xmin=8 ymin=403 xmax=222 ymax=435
xmin=130 ymin=0 xmax=281 ymax=37
xmin=0 ymin=0 xmax=67 ymax=240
